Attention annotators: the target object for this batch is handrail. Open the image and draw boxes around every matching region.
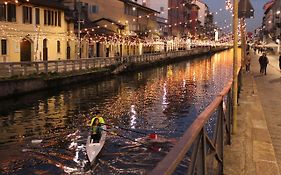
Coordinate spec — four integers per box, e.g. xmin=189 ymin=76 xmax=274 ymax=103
xmin=0 ymin=48 xmax=212 ymax=78
xmin=149 ymin=72 xmax=239 ymax=175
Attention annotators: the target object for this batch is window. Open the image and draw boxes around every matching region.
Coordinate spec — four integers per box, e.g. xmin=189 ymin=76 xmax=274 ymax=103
xmin=57 ymin=41 xmax=60 ymax=53
xmin=35 ymin=8 xmax=40 ymax=25
xmin=160 ymin=7 xmax=164 ymax=12
xmin=0 ymin=3 xmax=16 ymax=22
xmin=90 ymin=5 xmax=99 ymax=13
xmin=1 ymin=39 xmax=7 ymax=55
xmin=0 ymin=4 xmax=6 ymax=21
xmin=124 ymin=4 xmax=137 ymax=16
xmin=44 ymin=10 xmax=47 ymax=24
xmin=51 ymin=11 xmax=54 ymax=25
xmin=54 ymin=11 xmax=57 ymax=26
xmin=23 ymin=6 xmax=32 ymax=24
xmin=47 ymin=10 xmax=51 ymax=25
xmin=7 ymin=4 xmax=16 ymax=22
xmin=58 ymin=11 xmax=61 ymax=26
xmin=44 ymin=9 xmax=61 ymax=27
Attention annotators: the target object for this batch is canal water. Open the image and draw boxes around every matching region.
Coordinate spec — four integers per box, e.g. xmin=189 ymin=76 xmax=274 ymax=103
xmin=0 ymin=49 xmax=237 ymax=174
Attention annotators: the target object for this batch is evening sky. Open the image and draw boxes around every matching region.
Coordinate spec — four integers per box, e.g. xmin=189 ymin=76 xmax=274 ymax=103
xmin=204 ymin=0 xmax=269 ymax=32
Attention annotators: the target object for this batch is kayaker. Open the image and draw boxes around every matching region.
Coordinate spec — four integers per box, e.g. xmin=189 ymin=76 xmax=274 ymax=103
xmin=91 ymin=118 xmax=102 ymax=143
xmin=90 ymin=110 xmax=105 ymax=125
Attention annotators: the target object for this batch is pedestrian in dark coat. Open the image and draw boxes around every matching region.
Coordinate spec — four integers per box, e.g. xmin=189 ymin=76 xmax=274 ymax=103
xmin=259 ymin=54 xmax=264 ymax=74
xmin=259 ymin=53 xmax=269 ymax=75
xmin=245 ymin=52 xmax=251 ymax=72
xmin=279 ymin=54 xmax=281 ymax=72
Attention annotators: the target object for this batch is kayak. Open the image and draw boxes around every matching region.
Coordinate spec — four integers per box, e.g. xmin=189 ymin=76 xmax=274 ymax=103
xmin=86 ymin=125 xmax=106 ymax=164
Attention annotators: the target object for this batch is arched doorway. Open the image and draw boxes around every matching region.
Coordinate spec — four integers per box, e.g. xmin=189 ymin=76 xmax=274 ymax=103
xmin=43 ymin=39 xmax=48 ymax=61
xmin=20 ymin=38 xmax=32 ymax=62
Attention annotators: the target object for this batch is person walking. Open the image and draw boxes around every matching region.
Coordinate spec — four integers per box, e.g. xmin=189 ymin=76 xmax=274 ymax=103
xmin=245 ymin=52 xmax=251 ymax=72
xmin=279 ymin=53 xmax=281 ymax=72
xmin=259 ymin=53 xmax=265 ymax=74
xmin=259 ymin=53 xmax=269 ymax=75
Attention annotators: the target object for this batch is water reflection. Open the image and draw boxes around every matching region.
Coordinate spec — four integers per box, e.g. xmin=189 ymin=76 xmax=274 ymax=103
xmin=0 ymin=49 xmax=239 ymax=174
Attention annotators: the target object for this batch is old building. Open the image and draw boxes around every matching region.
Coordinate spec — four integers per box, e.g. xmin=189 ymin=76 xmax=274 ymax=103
xmin=0 ymin=0 xmax=76 ymax=62
xmin=168 ymin=0 xmax=186 ymax=37
xmin=133 ymin=0 xmax=169 ymax=36
xmin=63 ymin=0 xmax=159 ymax=57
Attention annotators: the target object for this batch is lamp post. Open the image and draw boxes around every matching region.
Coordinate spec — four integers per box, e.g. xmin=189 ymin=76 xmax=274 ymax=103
xmin=232 ymin=0 xmax=254 ymax=134
xmin=232 ymin=0 xmax=239 ymax=134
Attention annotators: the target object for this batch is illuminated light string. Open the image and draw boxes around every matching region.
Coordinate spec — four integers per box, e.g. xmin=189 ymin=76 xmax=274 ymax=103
xmin=0 ymin=1 xmax=237 ymax=44
xmin=0 ymin=21 xmax=236 ymax=46
xmin=0 ymin=25 xmax=76 ymax=43
xmin=3 ymin=0 xmax=29 ymax=4
xmin=73 ymin=6 xmax=235 ymax=36
xmin=1 ymin=0 xmax=233 ymax=35
xmin=74 ymin=21 xmax=234 ymax=43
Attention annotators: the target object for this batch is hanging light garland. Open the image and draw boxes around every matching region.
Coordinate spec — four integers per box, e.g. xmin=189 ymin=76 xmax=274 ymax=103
xmin=0 ymin=0 xmax=236 ymax=47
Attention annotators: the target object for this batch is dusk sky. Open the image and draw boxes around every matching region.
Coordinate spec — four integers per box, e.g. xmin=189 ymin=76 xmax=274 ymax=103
xmin=204 ymin=0 xmax=269 ymax=32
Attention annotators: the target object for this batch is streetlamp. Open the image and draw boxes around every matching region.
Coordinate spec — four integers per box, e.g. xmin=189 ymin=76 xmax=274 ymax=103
xmin=231 ymin=0 xmax=254 ymax=134
xmin=232 ymin=0 xmax=239 ymax=134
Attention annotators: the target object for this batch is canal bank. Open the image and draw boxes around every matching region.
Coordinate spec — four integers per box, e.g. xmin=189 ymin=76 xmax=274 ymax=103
xmin=0 ymin=47 xmax=229 ymax=98
xmin=224 ymin=51 xmax=281 ymax=175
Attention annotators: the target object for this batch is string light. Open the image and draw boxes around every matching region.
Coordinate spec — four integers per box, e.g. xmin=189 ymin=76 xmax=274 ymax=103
xmin=0 ymin=0 xmax=235 ymax=50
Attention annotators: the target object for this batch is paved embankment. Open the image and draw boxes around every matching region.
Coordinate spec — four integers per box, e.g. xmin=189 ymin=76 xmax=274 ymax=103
xmin=224 ymin=51 xmax=281 ymax=175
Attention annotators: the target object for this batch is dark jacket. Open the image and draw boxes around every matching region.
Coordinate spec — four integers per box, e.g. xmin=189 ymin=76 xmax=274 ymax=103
xmin=259 ymin=56 xmax=269 ymax=66
xmin=279 ymin=55 xmax=281 ymax=69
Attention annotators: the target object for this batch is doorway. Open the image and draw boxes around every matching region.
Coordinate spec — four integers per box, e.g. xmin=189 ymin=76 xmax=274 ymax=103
xmin=43 ymin=39 xmax=48 ymax=61
xmin=96 ymin=42 xmax=100 ymax=57
xmin=67 ymin=41 xmax=70 ymax=60
xmin=20 ymin=38 xmax=31 ymax=62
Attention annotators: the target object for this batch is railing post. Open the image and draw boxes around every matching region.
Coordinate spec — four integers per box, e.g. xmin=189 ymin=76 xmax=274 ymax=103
xmin=35 ymin=62 xmax=39 ymax=74
xmin=55 ymin=62 xmax=59 ymax=72
xmin=79 ymin=59 xmax=82 ymax=70
xmin=218 ymin=102 xmax=224 ymax=174
xmin=226 ymin=91 xmax=232 ymax=145
xmin=72 ymin=60 xmax=75 ymax=71
xmin=93 ymin=59 xmax=96 ymax=68
xmin=9 ymin=64 xmax=14 ymax=77
xmin=64 ymin=61 xmax=67 ymax=72
xmin=197 ymin=127 xmax=207 ymax=175
xmin=23 ymin=65 xmax=27 ymax=76
xmin=44 ymin=61 xmax=48 ymax=74
xmin=86 ymin=59 xmax=89 ymax=69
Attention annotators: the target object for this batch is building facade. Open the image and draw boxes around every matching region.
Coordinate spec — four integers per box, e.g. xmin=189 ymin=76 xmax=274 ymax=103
xmin=168 ymin=0 xmax=186 ymax=37
xmin=261 ymin=0 xmax=281 ymax=43
xmin=63 ymin=0 xmax=159 ymax=58
xmin=0 ymin=0 xmax=76 ymax=62
xmin=132 ymin=0 xmax=169 ymax=36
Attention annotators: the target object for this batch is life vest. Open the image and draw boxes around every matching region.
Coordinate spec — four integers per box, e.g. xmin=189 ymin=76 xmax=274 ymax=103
xmin=92 ymin=125 xmax=101 ymax=134
xmin=90 ymin=115 xmax=105 ymax=126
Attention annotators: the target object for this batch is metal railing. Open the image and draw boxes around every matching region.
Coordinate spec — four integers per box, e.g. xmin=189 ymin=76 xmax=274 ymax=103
xmin=149 ymin=69 xmax=242 ymax=175
xmin=0 ymin=48 xmax=209 ymax=78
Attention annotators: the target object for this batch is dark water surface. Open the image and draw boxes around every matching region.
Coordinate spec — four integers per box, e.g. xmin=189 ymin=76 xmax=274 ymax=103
xmin=0 ymin=50 xmax=236 ymax=174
